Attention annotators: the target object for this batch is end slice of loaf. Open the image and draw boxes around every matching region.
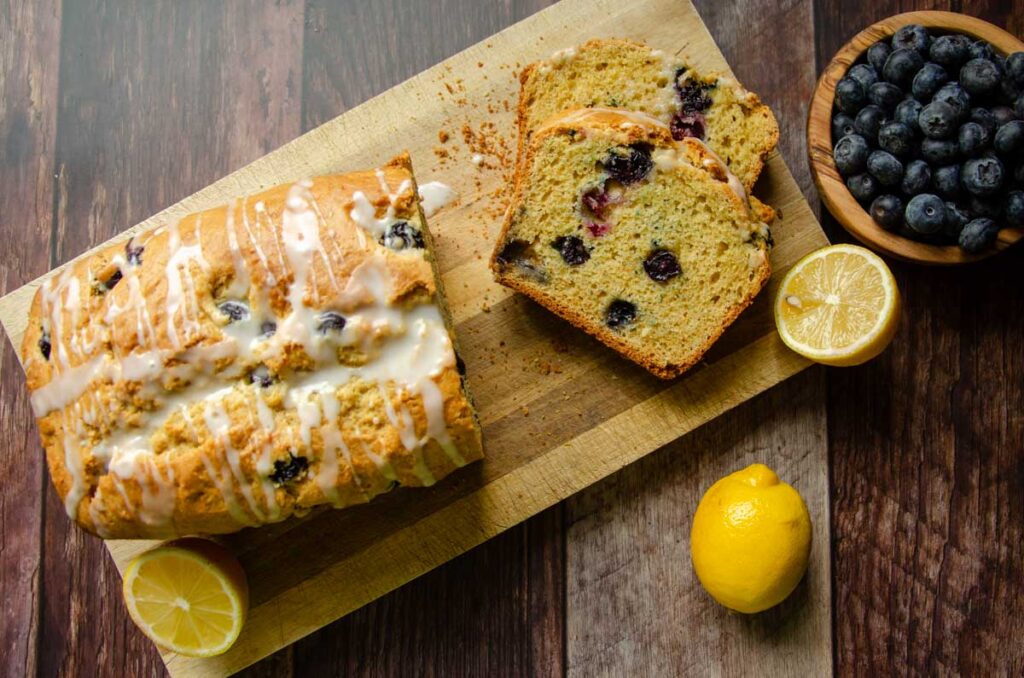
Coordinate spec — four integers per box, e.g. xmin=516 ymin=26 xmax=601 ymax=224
xmin=491 ymin=108 xmax=772 ymax=379
xmin=518 ymin=39 xmax=780 ymax=193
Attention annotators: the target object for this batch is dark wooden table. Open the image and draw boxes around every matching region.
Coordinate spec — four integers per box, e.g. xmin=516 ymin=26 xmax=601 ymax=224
xmin=2 ymin=1 xmax=1021 ymax=675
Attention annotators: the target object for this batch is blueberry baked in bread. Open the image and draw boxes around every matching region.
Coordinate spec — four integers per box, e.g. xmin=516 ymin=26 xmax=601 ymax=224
xmin=491 ymin=108 xmax=772 ymax=379
xmin=22 ymin=154 xmax=482 ymax=538
xmin=518 ymin=38 xmax=780 ymax=193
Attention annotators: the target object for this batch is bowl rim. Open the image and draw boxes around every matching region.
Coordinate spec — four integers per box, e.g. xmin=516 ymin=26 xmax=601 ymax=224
xmin=807 ymin=10 xmax=1024 ymax=265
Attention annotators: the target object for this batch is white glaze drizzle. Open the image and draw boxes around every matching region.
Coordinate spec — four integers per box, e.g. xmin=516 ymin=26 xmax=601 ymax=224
xmin=417 ymin=181 xmax=457 ymax=218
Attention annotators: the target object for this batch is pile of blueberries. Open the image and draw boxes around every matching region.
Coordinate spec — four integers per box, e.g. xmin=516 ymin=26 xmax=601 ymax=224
xmin=831 ymin=24 xmax=1024 ymax=253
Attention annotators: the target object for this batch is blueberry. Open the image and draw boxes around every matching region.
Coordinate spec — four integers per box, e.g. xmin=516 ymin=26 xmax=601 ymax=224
xmin=894 ymin=98 xmax=923 ymax=131
xmin=870 ymin=194 xmax=904 ymax=231
xmin=912 ymin=63 xmax=948 ymax=101
xmin=846 ymin=173 xmax=878 ymax=203
xmin=968 ymin=196 xmax=1001 ymax=219
xmin=495 ymin=239 xmax=546 ymax=282
xmin=967 ymin=40 xmax=995 ymax=62
xmin=994 ymin=120 xmax=1024 ymax=157
xmin=125 ymin=239 xmax=144 ymax=266
xmin=867 ymin=150 xmax=903 ymax=187
xmin=958 ymin=121 xmax=990 ymax=157
xmin=919 ymin=100 xmax=958 ymax=139
xmin=848 ymin=63 xmax=879 ymax=90
xmin=878 ymin=121 xmax=914 ymax=157
xmin=854 ymin=105 xmax=887 ymax=143
xmin=958 ymin=217 xmax=999 ymax=252
xmin=316 ymin=311 xmax=346 ymax=333
xmin=1005 ymin=190 xmax=1024 ymax=228
xmin=992 ymin=105 xmax=1016 ymax=127
xmin=218 ymin=301 xmax=250 ymax=322
xmin=670 ymin=111 xmax=706 ymax=140
xmin=920 ymin=138 xmax=959 ymax=165
xmin=835 ymin=77 xmax=867 ymax=114
xmin=603 ymin=145 xmax=653 ymax=184
xmin=883 ymin=48 xmax=924 ymax=86
xmin=892 ymin=25 xmax=931 ymax=56
xmin=933 ymin=83 xmax=971 ymax=122
xmin=832 ymin=113 xmax=857 ymax=141
xmin=676 ymin=76 xmax=714 ymax=113
xmin=867 ymin=41 xmax=892 ymax=72
xmin=101 ymin=269 xmax=123 ymax=291
xmin=1016 ymin=96 xmax=1024 ymax=121
xmin=932 ymin=164 xmax=961 ymax=198
xmin=970 ymin=107 xmax=998 ymax=135
xmin=904 ymin=193 xmax=947 ymax=234
xmin=270 ymin=453 xmax=308 ymax=485
xmin=833 ymin=134 xmax=870 ymax=176
xmin=868 ymin=82 xmax=904 ymax=110
xmin=380 ymin=221 xmax=424 ymax=250
xmin=960 ymin=58 xmax=1001 ymax=96
xmin=249 ymin=365 xmax=276 ymax=388
xmin=38 ymin=330 xmax=51 ymax=360
xmin=552 ymin=235 xmax=591 ymax=265
xmin=944 ymin=201 xmax=971 ymax=238
xmin=1006 ymin=52 xmax=1024 ymax=85
xmin=643 ymin=249 xmax=682 ymax=282
xmin=260 ymin=321 xmax=277 ymax=337
xmin=962 ymin=156 xmax=1005 ymax=196
xmin=605 ymin=299 xmax=637 ymax=328
xmin=901 ymin=159 xmax=932 ymax=195
xmin=929 ymin=34 xmax=971 ymax=68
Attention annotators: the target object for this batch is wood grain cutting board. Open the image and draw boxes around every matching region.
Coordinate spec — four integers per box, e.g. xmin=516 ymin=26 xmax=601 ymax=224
xmin=0 ymin=0 xmax=831 ymax=674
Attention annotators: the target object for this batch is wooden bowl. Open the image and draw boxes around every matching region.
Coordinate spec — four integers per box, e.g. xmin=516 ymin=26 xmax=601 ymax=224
xmin=808 ymin=11 xmax=1024 ymax=265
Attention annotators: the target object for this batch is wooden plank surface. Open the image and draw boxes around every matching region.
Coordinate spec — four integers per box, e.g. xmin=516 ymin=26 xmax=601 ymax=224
xmin=3 ymin=1 xmax=1022 ymax=677
xmin=563 ymin=1 xmax=832 ymax=675
xmin=0 ymin=0 xmax=830 ymax=675
xmin=815 ymin=1 xmax=1024 ymax=675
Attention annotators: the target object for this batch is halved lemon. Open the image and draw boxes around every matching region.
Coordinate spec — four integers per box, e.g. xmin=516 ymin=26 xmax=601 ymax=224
xmin=122 ymin=538 xmax=248 ymax=657
xmin=774 ymin=244 xmax=900 ymax=366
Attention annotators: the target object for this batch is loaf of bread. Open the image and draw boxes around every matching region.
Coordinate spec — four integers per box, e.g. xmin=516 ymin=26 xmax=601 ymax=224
xmin=491 ymin=108 xmax=772 ymax=379
xmin=517 ymin=38 xmax=780 ymax=193
xmin=21 ymin=154 xmax=483 ymax=538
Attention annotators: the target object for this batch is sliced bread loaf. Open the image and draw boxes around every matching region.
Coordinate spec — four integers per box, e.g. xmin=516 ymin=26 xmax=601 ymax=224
xmin=491 ymin=108 xmax=772 ymax=379
xmin=517 ymin=39 xmax=779 ymax=192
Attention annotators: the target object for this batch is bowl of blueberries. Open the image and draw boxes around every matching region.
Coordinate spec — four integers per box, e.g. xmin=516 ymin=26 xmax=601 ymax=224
xmin=808 ymin=11 xmax=1024 ymax=264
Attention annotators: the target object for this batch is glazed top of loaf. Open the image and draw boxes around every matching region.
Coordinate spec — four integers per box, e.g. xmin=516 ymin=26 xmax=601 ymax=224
xmin=20 ymin=153 xmax=481 ymax=537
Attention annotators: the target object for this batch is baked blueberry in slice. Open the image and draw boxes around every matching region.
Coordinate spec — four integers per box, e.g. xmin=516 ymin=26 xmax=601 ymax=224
xmin=218 ymin=300 xmax=250 ymax=322
xmin=125 ymin=239 xmax=144 ymax=266
xmin=270 ymin=453 xmax=309 ymax=486
xmin=249 ymin=366 xmax=276 ymax=388
xmin=260 ymin=321 xmax=277 ymax=337
xmin=605 ymin=299 xmax=637 ymax=328
xmin=602 ymin=145 xmax=653 ymax=184
xmin=316 ymin=311 xmax=346 ymax=333
xmin=38 ymin=330 xmax=51 ymax=360
xmin=379 ymin=221 xmax=425 ymax=250
xmin=643 ymin=249 xmax=682 ymax=282
xmin=101 ymin=269 xmax=123 ymax=291
xmin=552 ymin=235 xmax=591 ymax=266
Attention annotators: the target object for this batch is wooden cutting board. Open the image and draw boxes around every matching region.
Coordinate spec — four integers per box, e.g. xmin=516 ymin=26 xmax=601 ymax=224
xmin=0 ymin=0 xmax=831 ymax=675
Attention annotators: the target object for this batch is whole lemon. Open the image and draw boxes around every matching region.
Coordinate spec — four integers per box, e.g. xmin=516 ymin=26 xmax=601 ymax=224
xmin=690 ymin=463 xmax=811 ymax=614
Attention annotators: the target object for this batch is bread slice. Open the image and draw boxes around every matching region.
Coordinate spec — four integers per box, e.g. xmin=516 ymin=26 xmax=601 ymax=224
xmin=21 ymin=154 xmax=482 ymax=538
xmin=491 ymin=108 xmax=772 ymax=379
xmin=517 ymin=38 xmax=780 ymax=193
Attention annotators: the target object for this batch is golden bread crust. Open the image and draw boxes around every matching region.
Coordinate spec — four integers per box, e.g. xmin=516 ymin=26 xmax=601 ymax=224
xmin=23 ymin=154 xmax=482 ymax=538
